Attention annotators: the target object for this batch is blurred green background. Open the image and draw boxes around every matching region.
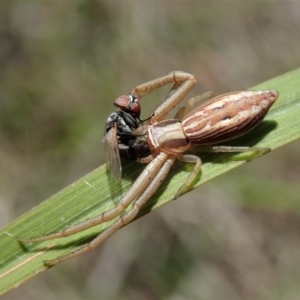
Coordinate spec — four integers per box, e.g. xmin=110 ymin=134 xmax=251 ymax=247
xmin=1 ymin=1 xmax=300 ymax=299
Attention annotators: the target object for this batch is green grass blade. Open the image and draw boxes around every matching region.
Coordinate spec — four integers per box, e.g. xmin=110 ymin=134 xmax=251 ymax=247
xmin=1 ymin=68 xmax=300 ymax=295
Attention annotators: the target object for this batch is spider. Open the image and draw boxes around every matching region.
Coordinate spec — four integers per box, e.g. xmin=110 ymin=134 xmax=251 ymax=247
xmin=20 ymin=71 xmax=278 ymax=265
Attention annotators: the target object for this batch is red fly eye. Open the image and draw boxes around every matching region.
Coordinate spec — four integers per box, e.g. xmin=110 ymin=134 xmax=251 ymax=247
xmin=130 ymin=100 xmax=141 ymax=117
xmin=114 ymin=95 xmax=131 ymax=110
xmin=114 ymin=94 xmax=141 ymax=118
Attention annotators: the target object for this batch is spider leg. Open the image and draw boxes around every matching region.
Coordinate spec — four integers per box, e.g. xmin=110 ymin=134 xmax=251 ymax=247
xmin=130 ymin=71 xmax=196 ymax=123
xmin=190 ymin=145 xmax=271 ymax=154
xmin=173 ymin=154 xmax=202 ymax=200
xmin=44 ymin=156 xmax=175 ymax=265
xmin=172 ymin=145 xmax=270 ymax=200
xmin=174 ymin=92 xmax=213 ymax=120
xmin=148 ymin=72 xmax=197 ymax=123
xmin=20 ymin=152 xmax=169 ymax=243
xmin=137 ymin=153 xmax=156 ymax=163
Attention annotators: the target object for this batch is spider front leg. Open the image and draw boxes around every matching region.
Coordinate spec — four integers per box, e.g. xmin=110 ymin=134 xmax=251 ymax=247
xmin=20 ymin=152 xmax=173 ymax=264
xmin=45 ymin=155 xmax=175 ymax=265
xmin=130 ymin=71 xmax=197 ymax=124
xmin=20 ymin=152 xmax=169 ymax=242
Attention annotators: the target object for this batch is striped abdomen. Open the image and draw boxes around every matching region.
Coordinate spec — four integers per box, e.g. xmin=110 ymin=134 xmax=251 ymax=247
xmin=182 ymin=90 xmax=278 ymax=145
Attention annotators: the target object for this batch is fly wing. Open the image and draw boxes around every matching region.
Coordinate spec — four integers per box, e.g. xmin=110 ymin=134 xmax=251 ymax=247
xmin=103 ymin=125 xmax=122 ymax=181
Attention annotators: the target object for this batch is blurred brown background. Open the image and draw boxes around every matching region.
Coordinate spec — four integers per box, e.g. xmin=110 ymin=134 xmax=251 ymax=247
xmin=1 ymin=1 xmax=300 ymax=299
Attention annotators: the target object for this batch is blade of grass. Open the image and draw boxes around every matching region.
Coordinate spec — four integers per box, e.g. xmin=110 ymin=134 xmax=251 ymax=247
xmin=1 ymin=68 xmax=300 ymax=295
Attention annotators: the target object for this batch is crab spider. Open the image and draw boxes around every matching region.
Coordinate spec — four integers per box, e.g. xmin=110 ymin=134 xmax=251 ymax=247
xmin=20 ymin=71 xmax=278 ymax=265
